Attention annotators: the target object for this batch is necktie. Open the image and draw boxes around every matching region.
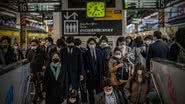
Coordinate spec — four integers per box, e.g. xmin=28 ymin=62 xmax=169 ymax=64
xmin=91 ymin=49 xmax=96 ymax=62
xmin=93 ymin=49 xmax=96 ymax=61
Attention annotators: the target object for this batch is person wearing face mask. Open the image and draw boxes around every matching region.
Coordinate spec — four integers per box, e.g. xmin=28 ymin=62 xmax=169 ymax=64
xmin=124 ymin=64 xmax=149 ymax=104
xmin=84 ymin=38 xmax=105 ymax=104
xmin=14 ymin=42 xmax=24 ymax=60
xmin=142 ymin=35 xmax=154 ymax=59
xmin=116 ymin=37 xmax=132 ymax=59
xmin=95 ymin=78 xmax=125 ymax=104
xmin=61 ymin=36 xmax=84 ymax=93
xmin=26 ymin=39 xmax=47 ymax=103
xmin=44 ymin=52 xmax=67 ymax=104
xmin=126 ymin=36 xmax=134 ymax=48
xmin=129 ymin=36 xmax=146 ymax=67
xmin=65 ymin=89 xmax=79 ymax=104
xmin=108 ymin=48 xmax=129 ymax=87
xmin=56 ymin=38 xmax=66 ymax=53
xmin=99 ymin=36 xmax=112 ymax=77
xmin=146 ymin=31 xmax=169 ymax=70
xmin=0 ymin=36 xmax=17 ymax=65
xmin=45 ymin=37 xmax=57 ymax=65
xmin=74 ymin=38 xmax=88 ymax=104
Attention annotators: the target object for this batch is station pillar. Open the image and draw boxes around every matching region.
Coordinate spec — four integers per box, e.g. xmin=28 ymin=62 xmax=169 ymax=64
xmin=53 ymin=12 xmax=62 ymax=42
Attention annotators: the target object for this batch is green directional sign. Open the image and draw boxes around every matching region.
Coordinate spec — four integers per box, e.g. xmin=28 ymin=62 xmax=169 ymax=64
xmin=33 ymin=4 xmax=49 ymax=11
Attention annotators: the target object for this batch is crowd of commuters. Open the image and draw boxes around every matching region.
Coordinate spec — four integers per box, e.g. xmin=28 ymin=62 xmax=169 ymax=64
xmin=0 ymin=28 xmax=185 ymax=104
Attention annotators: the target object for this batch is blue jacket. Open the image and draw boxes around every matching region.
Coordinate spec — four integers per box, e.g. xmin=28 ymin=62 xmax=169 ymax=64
xmin=147 ymin=40 xmax=169 ymax=69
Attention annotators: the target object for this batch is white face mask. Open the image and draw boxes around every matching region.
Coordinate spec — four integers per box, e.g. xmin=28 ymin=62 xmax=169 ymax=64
xmin=105 ymin=89 xmax=113 ymax=95
xmin=31 ymin=46 xmax=37 ymax=50
xmin=69 ymin=98 xmax=77 ymax=103
xmin=146 ymin=41 xmax=152 ymax=45
xmin=115 ymin=55 xmax=122 ymax=59
xmin=101 ymin=42 xmax=107 ymax=47
xmin=89 ymin=45 xmax=96 ymax=49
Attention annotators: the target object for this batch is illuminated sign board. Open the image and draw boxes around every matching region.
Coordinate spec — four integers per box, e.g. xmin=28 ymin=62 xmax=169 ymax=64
xmin=62 ymin=10 xmax=122 ymax=36
xmin=18 ymin=0 xmax=61 ymax=12
xmin=123 ymin=0 xmax=165 ymax=9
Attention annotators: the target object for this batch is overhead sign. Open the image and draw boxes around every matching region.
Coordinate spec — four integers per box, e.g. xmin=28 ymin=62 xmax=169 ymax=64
xmin=123 ymin=0 xmax=165 ymax=9
xmin=18 ymin=0 xmax=61 ymax=12
xmin=167 ymin=1 xmax=185 ymax=25
xmin=62 ymin=10 xmax=122 ymax=36
xmin=95 ymin=9 xmax=122 ymax=20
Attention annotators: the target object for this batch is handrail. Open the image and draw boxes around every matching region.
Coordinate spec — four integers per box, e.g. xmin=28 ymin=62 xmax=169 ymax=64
xmin=150 ymin=72 xmax=164 ymax=104
xmin=152 ymin=58 xmax=185 ymax=70
xmin=0 ymin=59 xmax=29 ymax=76
xmin=150 ymin=58 xmax=185 ymax=104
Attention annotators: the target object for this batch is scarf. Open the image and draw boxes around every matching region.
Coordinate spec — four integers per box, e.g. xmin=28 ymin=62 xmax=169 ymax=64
xmin=105 ymin=92 xmax=117 ymax=104
xmin=50 ymin=62 xmax=61 ymax=80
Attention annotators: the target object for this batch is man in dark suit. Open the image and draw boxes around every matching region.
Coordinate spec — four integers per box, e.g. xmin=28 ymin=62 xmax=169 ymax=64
xmin=146 ymin=31 xmax=170 ymax=70
xmin=84 ymin=38 xmax=105 ymax=104
xmin=60 ymin=37 xmax=84 ymax=91
xmin=26 ymin=39 xmax=46 ymax=103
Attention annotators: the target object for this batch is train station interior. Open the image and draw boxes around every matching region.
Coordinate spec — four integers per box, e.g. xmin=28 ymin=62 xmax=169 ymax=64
xmin=0 ymin=0 xmax=185 ymax=104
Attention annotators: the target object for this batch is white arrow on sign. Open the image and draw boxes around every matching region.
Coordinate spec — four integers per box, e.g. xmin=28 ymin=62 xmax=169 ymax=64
xmin=72 ymin=12 xmax=78 ymax=20
xmin=64 ymin=12 xmax=78 ymax=20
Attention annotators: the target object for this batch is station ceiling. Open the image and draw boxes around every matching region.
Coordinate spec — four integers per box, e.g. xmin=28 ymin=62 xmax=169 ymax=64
xmin=0 ymin=0 xmax=178 ymax=24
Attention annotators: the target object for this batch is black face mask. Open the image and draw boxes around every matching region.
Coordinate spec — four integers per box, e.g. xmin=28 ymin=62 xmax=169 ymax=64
xmin=52 ymin=58 xmax=60 ymax=63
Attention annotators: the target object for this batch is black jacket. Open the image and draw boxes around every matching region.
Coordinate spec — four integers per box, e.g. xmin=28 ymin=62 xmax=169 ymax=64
xmin=0 ymin=46 xmax=17 ymax=65
xmin=44 ymin=64 xmax=67 ymax=104
xmin=27 ymin=46 xmax=46 ymax=73
xmin=169 ymin=43 xmax=180 ymax=62
xmin=146 ymin=40 xmax=169 ymax=69
xmin=60 ymin=47 xmax=83 ymax=90
xmin=84 ymin=48 xmax=105 ymax=89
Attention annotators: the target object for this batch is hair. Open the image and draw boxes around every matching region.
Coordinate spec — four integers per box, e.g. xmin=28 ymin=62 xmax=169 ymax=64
xmin=45 ymin=37 xmax=54 ymax=43
xmin=56 ymin=38 xmax=66 ymax=48
xmin=144 ymin=35 xmax=153 ymax=40
xmin=131 ymin=64 xmax=146 ymax=82
xmin=96 ymin=34 xmax=101 ymax=38
xmin=74 ymin=38 xmax=82 ymax=46
xmin=99 ymin=36 xmax=109 ymax=43
xmin=153 ymin=31 xmax=162 ymax=39
xmin=31 ymin=39 xmax=40 ymax=44
xmin=134 ymin=36 xmax=144 ymax=47
xmin=0 ymin=36 xmax=11 ymax=44
xmin=51 ymin=52 xmax=61 ymax=59
xmin=116 ymin=37 xmax=126 ymax=46
xmin=126 ymin=36 xmax=132 ymax=41
xmin=87 ymin=38 xmax=97 ymax=45
xmin=175 ymin=28 xmax=185 ymax=49
xmin=102 ymin=78 xmax=112 ymax=88
xmin=66 ymin=36 xmax=74 ymax=44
